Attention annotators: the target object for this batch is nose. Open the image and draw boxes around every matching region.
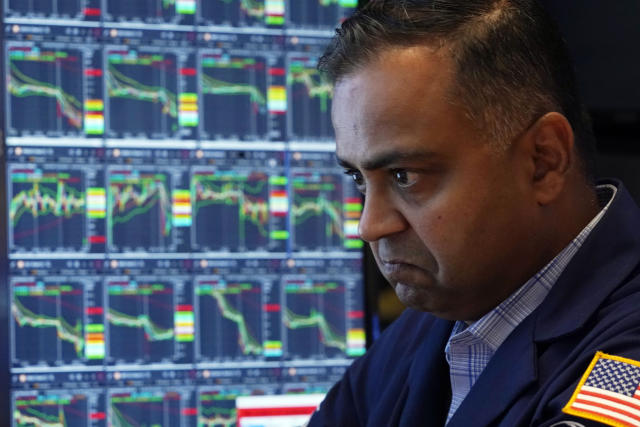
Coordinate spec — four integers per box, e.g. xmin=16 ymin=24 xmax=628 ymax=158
xmin=358 ymin=189 xmax=408 ymax=242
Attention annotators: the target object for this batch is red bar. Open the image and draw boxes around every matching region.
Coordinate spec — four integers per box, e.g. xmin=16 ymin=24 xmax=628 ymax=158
xmin=182 ymin=408 xmax=198 ymax=416
xmin=12 ymin=169 xmax=35 ymax=174
xmin=270 ymin=110 xmax=287 ymax=115
xmin=272 ymin=212 xmax=287 ymax=217
xmin=90 ymin=412 xmax=106 ymax=420
xmin=85 ymin=68 xmax=103 ymax=77
xmin=180 ymin=68 xmax=196 ymax=76
xmin=237 ymin=406 xmax=318 ymax=418
xmin=344 ymin=198 xmax=362 ymax=204
xmin=15 ymin=282 xmax=36 ymax=287
xmin=9 ymin=47 xmax=33 ymax=52
xmin=269 ymin=67 xmax=286 ymax=76
xmin=176 ymin=305 xmax=193 ymax=312
xmin=83 ymin=8 xmax=101 ymax=16
xmin=86 ymin=307 xmax=104 ymax=315
xmin=264 ymin=304 xmax=281 ymax=312
xmin=270 ymin=191 xmax=287 ymax=197
xmin=348 ymin=311 xmax=364 ymax=319
xmin=89 ymin=235 xmax=106 ymax=244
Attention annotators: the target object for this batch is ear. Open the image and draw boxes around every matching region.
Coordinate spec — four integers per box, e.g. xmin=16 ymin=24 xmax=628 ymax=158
xmin=525 ymin=112 xmax=575 ymax=206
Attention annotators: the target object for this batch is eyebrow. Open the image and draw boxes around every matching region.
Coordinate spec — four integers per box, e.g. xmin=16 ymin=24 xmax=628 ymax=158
xmin=336 ymin=150 xmax=440 ymax=171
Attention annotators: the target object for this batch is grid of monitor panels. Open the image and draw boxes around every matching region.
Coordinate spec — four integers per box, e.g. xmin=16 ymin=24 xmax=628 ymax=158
xmin=4 ymin=1 xmax=364 ymax=426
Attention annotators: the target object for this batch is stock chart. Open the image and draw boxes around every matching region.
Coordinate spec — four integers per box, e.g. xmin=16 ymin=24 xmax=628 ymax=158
xmin=286 ymin=51 xmax=334 ymax=141
xmin=198 ymin=0 xmax=279 ymax=27
xmin=290 ymin=152 xmax=363 ymax=252
xmin=7 ymin=42 xmax=104 ymax=139
xmin=200 ymin=52 xmax=269 ymax=141
xmin=3 ymin=4 xmax=365 ymax=427
xmin=287 ymin=0 xmax=357 ymax=28
xmin=108 ymin=388 xmax=196 ymax=427
xmin=9 ymin=161 xmax=105 ymax=254
xmin=105 ymin=47 xmax=182 ymax=140
xmin=5 ymin=0 xmax=102 ymax=21
xmin=283 ymin=278 xmax=347 ymax=359
xmin=104 ymin=0 xmax=196 ymax=25
xmin=12 ymin=390 xmax=106 ymax=427
xmin=196 ymin=279 xmax=264 ymax=360
xmin=198 ymin=389 xmax=237 ymax=427
xmin=11 ymin=275 xmax=104 ymax=366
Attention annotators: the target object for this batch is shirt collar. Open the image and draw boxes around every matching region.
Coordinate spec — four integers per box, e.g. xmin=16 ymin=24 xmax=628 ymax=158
xmin=448 ymin=183 xmax=617 ymax=352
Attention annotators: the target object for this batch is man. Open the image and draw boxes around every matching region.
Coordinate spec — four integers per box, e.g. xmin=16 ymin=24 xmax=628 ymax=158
xmin=308 ymin=0 xmax=640 ymax=426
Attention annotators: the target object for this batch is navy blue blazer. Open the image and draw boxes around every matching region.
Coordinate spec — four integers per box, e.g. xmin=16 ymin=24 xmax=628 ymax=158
xmin=309 ymin=180 xmax=640 ymax=426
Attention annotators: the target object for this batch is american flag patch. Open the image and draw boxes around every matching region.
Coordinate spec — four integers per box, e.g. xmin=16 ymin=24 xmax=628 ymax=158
xmin=563 ymin=352 xmax=640 ymax=427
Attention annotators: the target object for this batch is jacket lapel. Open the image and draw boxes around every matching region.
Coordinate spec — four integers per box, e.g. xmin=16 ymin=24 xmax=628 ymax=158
xmin=446 ymin=312 xmax=538 ymax=427
xmin=398 ymin=317 xmax=454 ymax=427
xmin=449 ymin=181 xmax=640 ymax=426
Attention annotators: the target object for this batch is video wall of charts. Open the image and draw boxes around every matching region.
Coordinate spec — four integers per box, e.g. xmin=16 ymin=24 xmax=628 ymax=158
xmin=2 ymin=1 xmax=366 ymax=425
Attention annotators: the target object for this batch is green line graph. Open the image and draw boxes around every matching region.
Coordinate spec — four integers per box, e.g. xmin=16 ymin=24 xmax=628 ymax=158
xmin=284 ymin=307 xmax=346 ymax=352
xmin=199 ymin=392 xmax=237 ymax=427
xmin=106 ymin=53 xmax=178 ymax=119
xmin=192 ymin=172 xmax=270 ymax=239
xmin=107 ymin=308 xmax=174 ymax=342
xmin=12 ymin=297 xmax=85 ymax=357
xmin=13 ymin=393 xmax=88 ymax=427
xmin=197 ymin=283 xmax=262 ymax=355
xmin=8 ymin=54 xmax=83 ymax=129
xmin=288 ymin=59 xmax=332 ymax=113
xmin=108 ymin=172 xmax=172 ymax=241
xmin=11 ymin=173 xmax=85 ymax=228
xmin=293 ymin=193 xmax=343 ymax=238
xmin=14 ymin=407 xmax=65 ymax=427
xmin=201 ymin=71 xmax=266 ymax=107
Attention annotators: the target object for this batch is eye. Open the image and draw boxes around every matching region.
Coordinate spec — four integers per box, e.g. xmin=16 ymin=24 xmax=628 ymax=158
xmin=392 ymin=169 xmax=418 ymax=188
xmin=344 ymin=169 xmax=365 ymax=191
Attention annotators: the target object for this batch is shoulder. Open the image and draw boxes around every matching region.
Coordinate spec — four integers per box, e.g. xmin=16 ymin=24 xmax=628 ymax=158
xmin=308 ymin=309 xmax=452 ymax=426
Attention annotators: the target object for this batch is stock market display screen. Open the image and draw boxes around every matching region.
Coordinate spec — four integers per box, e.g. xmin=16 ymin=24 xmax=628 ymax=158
xmin=1 ymin=1 xmax=366 ymax=425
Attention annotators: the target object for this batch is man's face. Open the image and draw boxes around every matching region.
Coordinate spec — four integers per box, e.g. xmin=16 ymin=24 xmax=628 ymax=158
xmin=333 ymin=47 xmax=543 ymax=321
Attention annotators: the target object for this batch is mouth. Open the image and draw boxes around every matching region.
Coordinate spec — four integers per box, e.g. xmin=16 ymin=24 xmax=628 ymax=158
xmin=378 ymin=259 xmax=428 ymax=282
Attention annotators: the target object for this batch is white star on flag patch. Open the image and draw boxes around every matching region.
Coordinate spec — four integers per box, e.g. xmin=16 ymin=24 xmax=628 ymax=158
xmin=563 ymin=352 xmax=640 ymax=427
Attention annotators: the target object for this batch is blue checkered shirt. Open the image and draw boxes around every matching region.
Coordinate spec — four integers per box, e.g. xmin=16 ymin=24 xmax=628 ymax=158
xmin=444 ymin=184 xmax=617 ymax=423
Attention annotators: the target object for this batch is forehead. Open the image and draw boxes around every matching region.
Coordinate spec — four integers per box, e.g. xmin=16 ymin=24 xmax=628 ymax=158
xmin=332 ymin=46 xmax=470 ymax=164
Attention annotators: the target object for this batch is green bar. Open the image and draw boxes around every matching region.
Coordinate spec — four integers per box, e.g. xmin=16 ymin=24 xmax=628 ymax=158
xmin=339 ymin=0 xmax=358 ymax=6
xmin=344 ymin=202 xmax=363 ymax=212
xmin=269 ymin=176 xmax=288 ymax=185
xmin=176 ymin=335 xmax=194 ymax=342
xmin=270 ymin=230 xmax=289 ymax=240
xmin=345 ymin=239 xmax=364 ymax=249
xmin=177 ymin=3 xmax=196 ymax=14
xmin=266 ymin=16 xmax=285 ymax=25
xmin=86 ymin=324 xmax=104 ymax=332
xmin=180 ymin=93 xmax=198 ymax=102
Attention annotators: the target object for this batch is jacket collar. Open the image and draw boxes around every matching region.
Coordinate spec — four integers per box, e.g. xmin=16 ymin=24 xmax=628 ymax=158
xmin=534 ymin=179 xmax=640 ymax=342
xmin=448 ymin=180 xmax=640 ymax=426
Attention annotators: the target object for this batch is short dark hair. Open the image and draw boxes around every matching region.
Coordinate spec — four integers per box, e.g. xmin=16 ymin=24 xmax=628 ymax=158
xmin=319 ymin=0 xmax=596 ymax=182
